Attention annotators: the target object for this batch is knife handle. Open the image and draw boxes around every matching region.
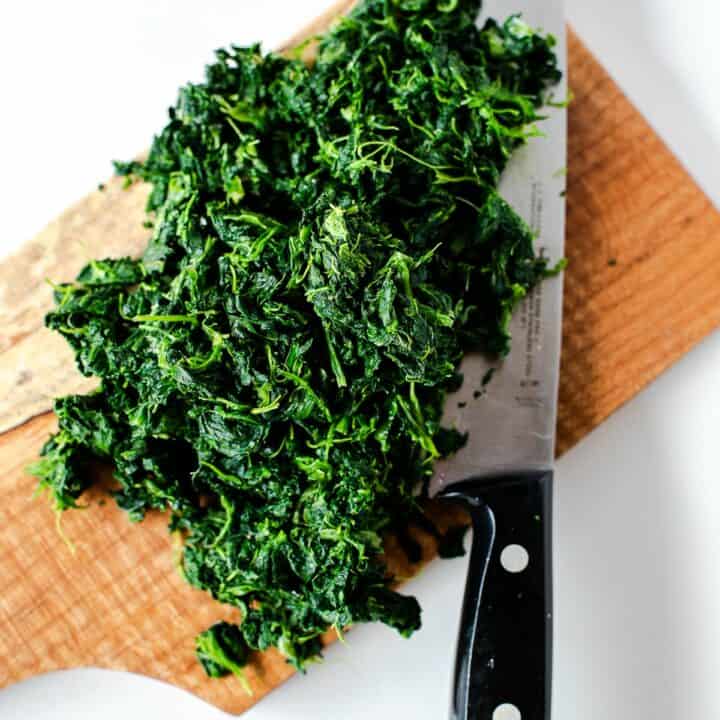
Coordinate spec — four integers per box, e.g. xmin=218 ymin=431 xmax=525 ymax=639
xmin=438 ymin=471 xmax=553 ymax=720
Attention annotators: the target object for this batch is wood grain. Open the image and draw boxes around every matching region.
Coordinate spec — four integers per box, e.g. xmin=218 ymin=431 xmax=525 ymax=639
xmin=0 ymin=178 xmax=149 ymax=433
xmin=2 ymin=3 xmax=720 ymax=714
xmin=558 ymin=35 xmax=720 ymax=452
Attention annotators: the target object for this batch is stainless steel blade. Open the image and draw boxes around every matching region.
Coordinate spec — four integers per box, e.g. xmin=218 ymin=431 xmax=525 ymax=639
xmin=431 ymin=0 xmax=567 ymax=495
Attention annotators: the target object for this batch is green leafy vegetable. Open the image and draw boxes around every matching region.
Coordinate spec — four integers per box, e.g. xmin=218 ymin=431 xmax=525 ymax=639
xmin=196 ymin=621 xmax=251 ymax=683
xmin=34 ymin=0 xmax=560 ymax=675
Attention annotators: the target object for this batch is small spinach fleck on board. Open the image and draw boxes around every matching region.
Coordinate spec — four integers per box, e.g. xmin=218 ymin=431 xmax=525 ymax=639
xmin=33 ymin=0 xmax=560 ymax=676
xmin=196 ymin=622 xmax=252 ymax=687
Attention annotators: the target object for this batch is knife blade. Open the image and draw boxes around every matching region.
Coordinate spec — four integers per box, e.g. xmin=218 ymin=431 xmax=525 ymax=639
xmin=431 ymin=1 xmax=567 ymax=718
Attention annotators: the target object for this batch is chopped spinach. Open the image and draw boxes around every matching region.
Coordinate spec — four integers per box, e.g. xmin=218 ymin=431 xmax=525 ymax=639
xmin=196 ymin=622 xmax=251 ymax=680
xmin=33 ymin=0 xmax=559 ymax=675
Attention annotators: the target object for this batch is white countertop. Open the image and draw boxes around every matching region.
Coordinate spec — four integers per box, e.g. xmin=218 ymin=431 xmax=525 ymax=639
xmin=1 ymin=1 xmax=719 ymax=718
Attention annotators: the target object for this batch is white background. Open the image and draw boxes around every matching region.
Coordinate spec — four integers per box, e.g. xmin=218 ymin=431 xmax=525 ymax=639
xmin=1 ymin=1 xmax=719 ymax=718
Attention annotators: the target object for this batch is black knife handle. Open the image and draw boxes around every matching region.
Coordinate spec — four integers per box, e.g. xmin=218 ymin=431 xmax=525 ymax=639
xmin=438 ymin=471 xmax=553 ymax=720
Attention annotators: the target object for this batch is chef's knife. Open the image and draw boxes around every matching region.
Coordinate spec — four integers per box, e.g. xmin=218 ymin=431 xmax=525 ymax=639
xmin=430 ymin=2 xmax=567 ymax=718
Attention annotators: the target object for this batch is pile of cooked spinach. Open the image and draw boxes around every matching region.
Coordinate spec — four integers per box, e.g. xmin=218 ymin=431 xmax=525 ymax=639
xmin=33 ymin=0 xmax=560 ymax=677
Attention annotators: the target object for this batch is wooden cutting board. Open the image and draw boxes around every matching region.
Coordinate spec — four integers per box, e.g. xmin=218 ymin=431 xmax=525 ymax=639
xmin=2 ymin=2 xmax=720 ymax=714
